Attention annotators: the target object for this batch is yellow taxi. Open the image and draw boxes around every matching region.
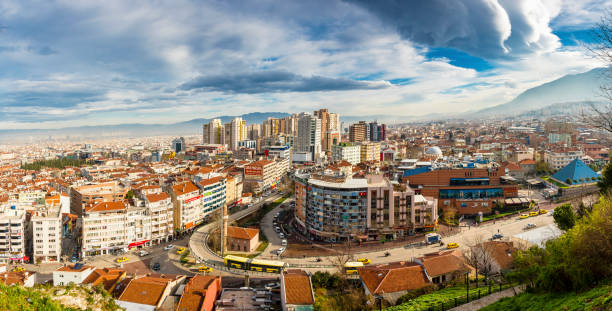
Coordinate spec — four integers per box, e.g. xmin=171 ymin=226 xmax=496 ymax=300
xmin=12 ymin=267 xmax=25 ymax=272
xmin=357 ymin=258 xmax=371 ymax=265
xmin=539 ymin=209 xmax=548 ymax=215
xmin=529 ymin=211 xmax=538 ymax=217
xmin=116 ymin=256 xmax=129 ymax=263
xmin=198 ymin=266 xmax=213 ymax=273
xmin=447 ymin=242 xmax=460 ymax=249
xmin=177 ymin=247 xmax=186 ymax=254
xmin=519 ymin=214 xmax=529 ymax=219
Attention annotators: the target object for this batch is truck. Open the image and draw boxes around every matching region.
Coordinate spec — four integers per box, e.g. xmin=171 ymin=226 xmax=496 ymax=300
xmin=425 ymin=233 xmax=441 ymax=244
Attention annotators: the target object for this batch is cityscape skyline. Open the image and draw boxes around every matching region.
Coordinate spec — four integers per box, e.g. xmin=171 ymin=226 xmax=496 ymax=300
xmin=0 ymin=0 xmax=609 ymax=130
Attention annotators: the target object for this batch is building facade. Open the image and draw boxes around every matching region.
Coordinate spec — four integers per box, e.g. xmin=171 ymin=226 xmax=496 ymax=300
xmin=331 ymin=143 xmax=361 ymax=165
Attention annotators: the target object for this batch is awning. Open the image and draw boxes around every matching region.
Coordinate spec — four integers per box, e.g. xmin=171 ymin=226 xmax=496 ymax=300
xmin=128 ymin=240 xmax=150 ymax=248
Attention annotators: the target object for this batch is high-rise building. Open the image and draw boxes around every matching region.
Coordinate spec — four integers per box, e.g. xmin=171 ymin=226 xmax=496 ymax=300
xmin=172 ymin=137 xmax=186 ymax=153
xmin=223 ymin=117 xmax=246 ymax=151
xmin=349 ymin=121 xmax=368 ymax=142
xmin=203 ymin=119 xmax=224 ymax=145
xmin=247 ymin=123 xmax=261 ymax=140
xmin=295 ymin=113 xmax=322 ymax=162
xmin=314 ymin=109 xmax=330 ymax=150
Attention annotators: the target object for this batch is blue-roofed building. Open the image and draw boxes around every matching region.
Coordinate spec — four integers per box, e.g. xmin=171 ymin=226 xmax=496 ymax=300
xmin=551 ymin=159 xmax=600 ymax=185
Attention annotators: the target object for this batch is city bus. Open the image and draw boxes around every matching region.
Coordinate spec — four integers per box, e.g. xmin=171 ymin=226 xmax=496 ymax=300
xmin=224 ymin=255 xmax=286 ymax=273
xmin=344 ymin=261 xmax=364 ymax=275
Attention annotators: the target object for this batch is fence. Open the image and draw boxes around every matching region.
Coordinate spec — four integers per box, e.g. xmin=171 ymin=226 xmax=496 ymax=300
xmin=396 ymin=281 xmax=517 ymax=311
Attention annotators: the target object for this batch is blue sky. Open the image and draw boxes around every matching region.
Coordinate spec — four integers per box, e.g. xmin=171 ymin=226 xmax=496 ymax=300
xmin=0 ymin=0 xmax=609 ymax=129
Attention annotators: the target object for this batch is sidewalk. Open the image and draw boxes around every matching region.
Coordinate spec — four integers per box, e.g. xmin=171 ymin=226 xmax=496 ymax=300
xmin=449 ymin=285 xmax=525 ymax=311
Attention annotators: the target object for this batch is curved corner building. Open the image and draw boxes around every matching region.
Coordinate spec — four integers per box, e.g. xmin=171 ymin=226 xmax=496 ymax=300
xmin=294 ymin=172 xmax=438 ymax=242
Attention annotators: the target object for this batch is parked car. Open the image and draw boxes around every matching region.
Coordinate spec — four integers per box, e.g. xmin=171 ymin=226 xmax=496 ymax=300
xmin=281 ymin=239 xmax=287 ymax=246
xmin=490 ymin=233 xmax=503 ymax=240
xmin=447 ymin=242 xmax=460 ymax=249
xmin=279 ymin=233 xmax=285 ymax=239
xmin=529 ymin=211 xmax=538 ymax=217
xmin=539 ymin=209 xmax=548 ymax=215
xmin=266 ymin=282 xmax=280 ymax=289
xmin=12 ymin=267 xmax=25 ymax=272
xmin=139 ymin=250 xmax=149 ymax=257
xmin=198 ymin=266 xmax=213 ymax=273
xmin=276 ymin=247 xmax=286 ymax=255
xmin=116 ymin=256 xmax=129 ymax=263
xmin=274 ymin=227 xmax=280 ymax=233
xmin=152 ymin=263 xmax=161 ymax=271
xmin=164 ymin=245 xmax=175 ymax=251
xmin=176 ymin=247 xmax=186 ymax=254
xmin=519 ymin=214 xmax=529 ymax=219
xmin=524 ymin=223 xmax=536 ymax=230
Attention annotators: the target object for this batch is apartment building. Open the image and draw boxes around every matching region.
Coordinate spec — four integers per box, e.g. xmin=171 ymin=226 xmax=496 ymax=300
xmin=0 ymin=204 xmax=27 ymax=264
xmin=244 ymin=159 xmax=283 ymax=194
xmin=349 ymin=121 xmax=368 ymax=142
xmin=544 ymin=148 xmax=584 ymax=170
xmin=30 ymin=205 xmax=62 ymax=263
xmin=70 ymin=181 xmax=127 ymax=215
xmin=80 ymin=201 xmax=151 ymax=257
xmin=294 ymin=172 xmax=437 ymax=242
xmin=294 ymin=113 xmax=322 ymax=162
xmin=142 ymin=192 xmax=173 ymax=244
xmin=203 ymin=119 xmax=224 ymax=145
xmin=196 ymin=175 xmax=226 ymax=218
xmin=169 ymin=181 xmax=203 ymax=233
xmin=332 ymin=143 xmax=361 ymax=164
xmin=225 ymin=175 xmax=243 ymax=207
xmin=360 ymin=142 xmax=381 ymax=163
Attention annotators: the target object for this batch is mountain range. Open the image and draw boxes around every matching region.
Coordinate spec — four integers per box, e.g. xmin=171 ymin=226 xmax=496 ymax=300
xmin=1 ymin=67 xmax=610 ymax=144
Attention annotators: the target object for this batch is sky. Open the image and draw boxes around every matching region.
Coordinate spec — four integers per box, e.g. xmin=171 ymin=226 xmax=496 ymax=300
xmin=0 ymin=0 xmax=610 ymax=129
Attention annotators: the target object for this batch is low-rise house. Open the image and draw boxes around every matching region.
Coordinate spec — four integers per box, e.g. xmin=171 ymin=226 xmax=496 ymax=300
xmin=280 ymin=269 xmax=315 ymax=311
xmin=82 ymin=268 xmax=126 ymax=292
xmin=481 ymin=241 xmax=516 ymax=274
xmin=53 ymin=263 xmax=95 ymax=286
xmin=0 ymin=270 xmax=36 ymax=287
xmin=176 ymin=275 xmax=221 ymax=311
xmin=115 ymin=274 xmax=186 ymax=311
xmin=416 ymin=250 xmax=473 ymax=284
xmin=227 ymin=226 xmax=260 ymax=253
xmin=358 ymin=261 xmax=431 ymax=304
xmin=216 ymin=288 xmax=272 ymax=310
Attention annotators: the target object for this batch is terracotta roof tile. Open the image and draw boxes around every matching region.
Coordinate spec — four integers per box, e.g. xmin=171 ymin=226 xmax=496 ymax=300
xmin=358 ymin=261 xmax=430 ymax=294
xmin=418 ymin=250 xmax=471 ymax=277
xmin=146 ymin=192 xmax=170 ymax=203
xmin=283 ymin=270 xmax=314 ymax=305
xmin=226 ymin=226 xmax=259 ymax=240
xmin=172 ymin=181 xmax=199 ymax=196
xmin=85 ymin=201 xmax=125 ymax=213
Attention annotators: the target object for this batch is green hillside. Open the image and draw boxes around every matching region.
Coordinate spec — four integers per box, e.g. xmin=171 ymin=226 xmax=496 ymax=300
xmin=480 ymin=280 xmax=612 ymax=311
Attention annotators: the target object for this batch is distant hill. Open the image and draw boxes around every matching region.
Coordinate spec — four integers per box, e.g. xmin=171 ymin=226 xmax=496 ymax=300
xmin=476 ymin=67 xmax=609 ymax=117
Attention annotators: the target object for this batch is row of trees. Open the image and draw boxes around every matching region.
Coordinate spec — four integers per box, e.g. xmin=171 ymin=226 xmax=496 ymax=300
xmin=20 ymin=158 xmax=91 ymax=170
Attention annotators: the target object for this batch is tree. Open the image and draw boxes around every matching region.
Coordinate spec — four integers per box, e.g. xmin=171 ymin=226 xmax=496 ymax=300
xmin=553 ymin=203 xmax=577 ymax=231
xmin=535 ymin=161 xmax=552 ymax=175
xmin=463 ymin=235 xmax=496 ymax=286
xmin=565 ymin=178 xmax=572 ymax=185
xmin=598 ymin=161 xmax=612 ymax=192
xmin=581 ymin=12 xmax=612 ymax=131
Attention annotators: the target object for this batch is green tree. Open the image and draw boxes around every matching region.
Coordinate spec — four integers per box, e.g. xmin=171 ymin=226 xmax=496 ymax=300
xmin=565 ymin=178 xmax=572 ymax=185
xmin=535 ymin=161 xmax=552 ymax=175
xmin=553 ymin=203 xmax=576 ymax=231
xmin=597 ymin=161 xmax=612 ymax=193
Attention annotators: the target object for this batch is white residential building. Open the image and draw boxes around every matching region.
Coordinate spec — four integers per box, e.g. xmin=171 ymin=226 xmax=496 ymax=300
xmin=332 ymin=143 xmax=361 ymax=165
xmin=0 ymin=203 xmax=27 ymax=264
xmin=80 ymin=201 xmax=151 ymax=257
xmin=30 ymin=205 xmax=62 ymax=263
xmin=143 ymin=192 xmax=174 ymax=245
xmin=544 ymin=148 xmax=584 ymax=170
xmin=294 ymin=113 xmax=322 ymax=162
xmin=53 ymin=264 xmax=95 ymax=286
xmin=169 ymin=181 xmax=203 ymax=233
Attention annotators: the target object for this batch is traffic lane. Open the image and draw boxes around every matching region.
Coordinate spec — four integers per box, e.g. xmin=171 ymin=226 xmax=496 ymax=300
xmin=261 ymin=205 xmax=284 ymax=259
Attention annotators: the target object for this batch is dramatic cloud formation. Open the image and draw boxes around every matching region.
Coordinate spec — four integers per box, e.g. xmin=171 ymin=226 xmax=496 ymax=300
xmin=0 ymin=0 xmax=606 ymax=128
xmin=346 ymin=0 xmax=561 ymax=59
xmin=180 ymin=71 xmax=390 ymax=93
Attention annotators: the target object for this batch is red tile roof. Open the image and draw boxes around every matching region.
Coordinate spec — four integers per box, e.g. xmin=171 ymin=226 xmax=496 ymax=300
xmin=283 ymin=270 xmax=314 ymax=305
xmin=85 ymin=201 xmax=126 ymax=213
xmin=226 ymin=226 xmax=259 ymax=240
xmin=358 ymin=261 xmax=430 ymax=294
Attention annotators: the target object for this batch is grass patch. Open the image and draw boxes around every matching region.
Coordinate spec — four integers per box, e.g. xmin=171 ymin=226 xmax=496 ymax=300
xmin=480 ymin=281 xmax=612 ymax=311
xmin=542 ymin=176 xmax=569 ymax=189
xmin=385 ymin=282 xmax=515 ymax=311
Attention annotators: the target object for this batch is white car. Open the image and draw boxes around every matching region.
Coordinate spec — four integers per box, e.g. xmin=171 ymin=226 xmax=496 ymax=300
xmin=279 ymin=233 xmax=285 ymax=239
xmin=281 ymin=239 xmax=287 ymax=246
xmin=274 ymin=227 xmax=280 ymax=233
xmin=139 ymin=250 xmax=149 ymax=257
xmin=275 ymin=248 xmax=285 ymax=255
xmin=164 ymin=245 xmax=175 ymax=251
